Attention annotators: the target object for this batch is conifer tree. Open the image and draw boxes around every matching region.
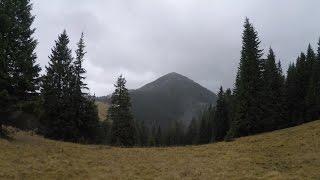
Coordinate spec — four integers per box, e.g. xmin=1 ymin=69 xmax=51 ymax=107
xmin=0 ymin=0 xmax=40 ymax=135
xmin=109 ymin=75 xmax=136 ymax=147
xmin=306 ymin=41 xmax=320 ymax=121
xmin=305 ymin=45 xmax=316 ymax=83
xmin=295 ymin=53 xmax=308 ymax=123
xmin=212 ymin=87 xmax=229 ymax=141
xmin=72 ymin=33 xmax=100 ymax=143
xmin=228 ymin=18 xmax=263 ymax=137
xmin=285 ymin=63 xmax=300 ymax=125
xmin=185 ymin=118 xmax=198 ymax=145
xmin=261 ymin=48 xmax=286 ymax=130
xmin=224 ymin=88 xmax=234 ymax=127
xmin=41 ymin=30 xmax=77 ymax=141
xmin=198 ymin=108 xmax=211 ymax=144
xmin=1 ymin=0 xmax=40 ymax=106
xmin=0 ymin=1 xmax=11 ymax=124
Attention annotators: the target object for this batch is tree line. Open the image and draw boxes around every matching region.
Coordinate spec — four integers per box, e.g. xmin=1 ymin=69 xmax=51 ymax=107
xmin=108 ymin=18 xmax=320 ymax=147
xmin=157 ymin=18 xmax=320 ymax=145
xmin=1 ymin=1 xmax=319 ymax=147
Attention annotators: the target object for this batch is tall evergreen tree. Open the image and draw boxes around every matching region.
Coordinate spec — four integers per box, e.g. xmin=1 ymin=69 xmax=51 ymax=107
xmin=285 ymin=63 xmax=300 ymax=125
xmin=212 ymin=87 xmax=229 ymax=141
xmin=41 ymin=30 xmax=77 ymax=141
xmin=261 ymin=48 xmax=286 ymax=130
xmin=295 ymin=53 xmax=308 ymax=123
xmin=72 ymin=33 xmax=101 ymax=143
xmin=306 ymin=41 xmax=320 ymax=121
xmin=1 ymin=0 xmax=40 ymax=106
xmin=305 ymin=45 xmax=316 ymax=83
xmin=0 ymin=0 xmax=40 ymax=135
xmin=198 ymin=107 xmax=211 ymax=144
xmin=228 ymin=18 xmax=263 ymax=137
xmin=109 ymin=75 xmax=136 ymax=147
xmin=0 ymin=1 xmax=11 ymax=123
xmin=224 ymin=88 xmax=234 ymax=127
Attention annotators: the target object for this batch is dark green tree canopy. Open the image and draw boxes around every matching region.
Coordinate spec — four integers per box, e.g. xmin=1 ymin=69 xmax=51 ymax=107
xmin=109 ymin=75 xmax=136 ymax=147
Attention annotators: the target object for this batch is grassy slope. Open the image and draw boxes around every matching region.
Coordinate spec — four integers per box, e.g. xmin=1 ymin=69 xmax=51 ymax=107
xmin=1 ymin=121 xmax=319 ymax=180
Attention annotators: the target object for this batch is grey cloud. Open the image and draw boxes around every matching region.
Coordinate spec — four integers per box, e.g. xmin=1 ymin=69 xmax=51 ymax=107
xmin=32 ymin=0 xmax=320 ymax=95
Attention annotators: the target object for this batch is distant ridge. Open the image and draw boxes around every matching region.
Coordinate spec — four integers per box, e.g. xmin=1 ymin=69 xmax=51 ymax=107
xmin=130 ymin=72 xmax=217 ymax=129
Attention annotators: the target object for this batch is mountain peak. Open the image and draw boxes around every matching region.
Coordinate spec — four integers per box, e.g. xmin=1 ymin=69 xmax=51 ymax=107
xmin=130 ymin=72 xmax=217 ymax=129
xmin=166 ymin=72 xmax=182 ymax=76
xmin=160 ymin=72 xmax=189 ymax=80
xmin=139 ymin=72 xmax=193 ymax=91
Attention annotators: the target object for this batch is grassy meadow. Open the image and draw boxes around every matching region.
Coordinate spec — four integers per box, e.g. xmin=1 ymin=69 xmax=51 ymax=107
xmin=0 ymin=120 xmax=319 ymax=179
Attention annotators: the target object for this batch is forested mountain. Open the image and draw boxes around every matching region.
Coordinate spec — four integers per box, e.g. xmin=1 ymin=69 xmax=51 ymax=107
xmin=99 ymin=72 xmax=217 ymax=129
xmin=131 ymin=72 xmax=217 ymax=129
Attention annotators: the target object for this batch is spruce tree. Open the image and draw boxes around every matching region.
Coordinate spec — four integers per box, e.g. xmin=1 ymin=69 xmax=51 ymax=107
xmin=41 ymin=30 xmax=77 ymax=141
xmin=1 ymin=0 xmax=40 ymax=106
xmin=72 ymin=33 xmax=100 ymax=143
xmin=0 ymin=1 xmax=11 ymax=124
xmin=0 ymin=7 xmax=11 ymax=134
xmin=306 ymin=41 xmax=320 ymax=121
xmin=198 ymin=108 xmax=210 ymax=144
xmin=285 ymin=63 xmax=300 ymax=125
xmin=261 ymin=48 xmax=286 ymax=130
xmin=224 ymin=88 xmax=234 ymax=127
xmin=212 ymin=87 xmax=229 ymax=141
xmin=109 ymin=75 xmax=136 ymax=147
xmin=228 ymin=18 xmax=263 ymax=137
xmin=185 ymin=118 xmax=198 ymax=145
xmin=0 ymin=0 xmax=40 ymax=135
xmin=305 ymin=45 xmax=316 ymax=83
xmin=295 ymin=53 xmax=308 ymax=123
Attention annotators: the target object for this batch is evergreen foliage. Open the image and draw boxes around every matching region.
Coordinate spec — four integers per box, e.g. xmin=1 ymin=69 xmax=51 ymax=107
xmin=41 ymin=31 xmax=100 ymax=143
xmin=185 ymin=118 xmax=198 ymax=145
xmin=228 ymin=18 xmax=264 ymax=137
xmin=306 ymin=42 xmax=320 ymax=121
xmin=165 ymin=120 xmax=184 ymax=146
xmin=136 ymin=120 xmax=149 ymax=146
xmin=2 ymin=8 xmax=320 ymax=147
xmin=155 ymin=125 xmax=162 ymax=146
xmin=41 ymin=31 xmax=75 ymax=140
xmin=212 ymin=87 xmax=229 ymax=141
xmin=109 ymin=75 xmax=136 ymax=147
xmin=0 ymin=0 xmax=40 ymax=136
xmin=261 ymin=48 xmax=286 ymax=130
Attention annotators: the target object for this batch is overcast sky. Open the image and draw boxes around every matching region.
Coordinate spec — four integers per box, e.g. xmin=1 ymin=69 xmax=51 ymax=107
xmin=32 ymin=0 xmax=320 ymax=96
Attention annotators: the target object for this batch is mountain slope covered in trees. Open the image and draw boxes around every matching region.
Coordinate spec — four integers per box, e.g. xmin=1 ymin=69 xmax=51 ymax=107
xmin=130 ymin=72 xmax=217 ymax=129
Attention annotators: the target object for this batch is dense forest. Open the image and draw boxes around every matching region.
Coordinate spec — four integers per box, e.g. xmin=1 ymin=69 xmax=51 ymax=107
xmin=1 ymin=0 xmax=319 ymax=147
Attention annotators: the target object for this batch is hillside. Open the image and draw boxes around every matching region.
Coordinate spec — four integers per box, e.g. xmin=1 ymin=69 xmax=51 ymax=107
xmin=98 ymin=72 xmax=217 ymax=129
xmin=1 ymin=120 xmax=319 ymax=179
xmin=130 ymin=72 xmax=217 ymax=128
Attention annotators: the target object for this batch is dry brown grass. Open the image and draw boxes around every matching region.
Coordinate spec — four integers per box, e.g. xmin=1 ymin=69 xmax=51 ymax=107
xmin=1 ymin=121 xmax=320 ymax=180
